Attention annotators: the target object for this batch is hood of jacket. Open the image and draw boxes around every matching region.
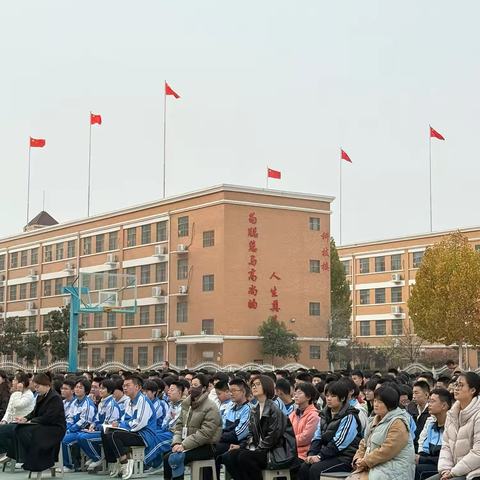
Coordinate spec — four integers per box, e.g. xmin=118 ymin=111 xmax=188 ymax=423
xmin=183 ymin=391 xmax=210 ymax=409
xmin=449 ymin=395 xmax=480 ymax=426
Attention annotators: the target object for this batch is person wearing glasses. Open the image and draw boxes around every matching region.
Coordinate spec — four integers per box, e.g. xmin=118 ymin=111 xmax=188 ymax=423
xmin=222 ymin=375 xmax=297 ymax=480
xmin=432 ymin=373 xmax=480 ymax=480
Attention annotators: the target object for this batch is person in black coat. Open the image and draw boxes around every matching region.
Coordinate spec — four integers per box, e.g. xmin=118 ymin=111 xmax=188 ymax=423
xmin=0 ymin=370 xmax=11 ymax=422
xmin=6 ymin=373 xmax=66 ymax=472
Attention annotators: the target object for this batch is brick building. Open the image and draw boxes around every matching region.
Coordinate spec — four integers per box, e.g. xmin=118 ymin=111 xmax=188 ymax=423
xmin=0 ymin=185 xmax=333 ymax=369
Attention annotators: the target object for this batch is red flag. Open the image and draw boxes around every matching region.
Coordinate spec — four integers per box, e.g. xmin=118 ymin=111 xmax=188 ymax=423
xmin=268 ymin=168 xmax=281 ymax=179
xmin=430 ymin=126 xmax=445 ymax=140
xmin=91 ymin=113 xmax=102 ymax=125
xmin=341 ymin=149 xmax=352 ymax=163
xmin=30 ymin=137 xmax=45 ymax=148
xmin=165 ymin=82 xmax=180 ymax=99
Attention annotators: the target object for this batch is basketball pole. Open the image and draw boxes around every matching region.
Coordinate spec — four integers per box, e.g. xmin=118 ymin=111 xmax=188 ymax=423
xmin=163 ymin=81 xmax=167 ymax=199
xmin=87 ymin=111 xmax=92 ymax=217
xmin=26 ymin=139 xmax=32 ymax=225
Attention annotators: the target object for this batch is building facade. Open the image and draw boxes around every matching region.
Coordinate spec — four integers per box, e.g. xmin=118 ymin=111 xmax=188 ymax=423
xmin=338 ymin=227 xmax=480 ymax=369
xmin=0 ymin=185 xmax=333 ymax=369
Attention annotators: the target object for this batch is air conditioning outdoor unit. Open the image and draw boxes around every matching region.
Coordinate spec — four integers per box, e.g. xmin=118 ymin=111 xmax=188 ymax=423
xmin=104 ymin=331 xmax=113 ymax=341
xmin=105 ymin=254 xmax=117 ymax=265
xmin=152 ymin=287 xmax=163 ymax=297
xmin=63 ymin=297 xmax=71 ymax=307
xmin=173 ymin=330 xmax=183 ymax=337
xmin=391 ymin=306 xmax=402 ymax=315
xmin=177 ymin=244 xmax=186 ymax=253
xmin=64 ymin=262 xmax=75 ymax=271
xmin=200 ymin=330 xmax=206 ymax=335
xmin=152 ymin=329 xmax=162 ymax=339
xmin=179 ymin=286 xmax=188 ymax=294
xmin=26 ymin=301 xmax=35 ymax=311
xmin=28 ymin=269 xmax=37 ymax=277
xmin=154 ymin=245 xmax=166 ymax=256
xmin=391 ymin=273 xmax=402 ymax=283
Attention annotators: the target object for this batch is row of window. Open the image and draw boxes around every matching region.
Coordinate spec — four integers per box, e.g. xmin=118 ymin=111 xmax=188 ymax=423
xmin=5 ymin=276 xmax=76 ymax=301
xmin=80 ymin=344 xmax=165 ymax=367
xmin=359 ymin=319 xmax=403 ymax=336
xmin=342 ymin=252 xmax=424 ymax=275
xmin=359 ymin=287 xmax=403 ymax=305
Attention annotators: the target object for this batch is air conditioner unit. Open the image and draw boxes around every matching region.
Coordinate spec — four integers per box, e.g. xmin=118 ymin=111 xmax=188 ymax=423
xmin=177 ymin=244 xmax=186 ymax=253
xmin=64 ymin=262 xmax=75 ymax=271
xmin=391 ymin=273 xmax=402 ymax=283
xmin=28 ymin=269 xmax=37 ymax=277
xmin=179 ymin=286 xmax=188 ymax=294
xmin=98 ymin=291 xmax=119 ymax=307
xmin=152 ymin=328 xmax=162 ymax=339
xmin=26 ymin=301 xmax=35 ymax=310
xmin=152 ymin=286 xmax=163 ymax=297
xmin=154 ymin=245 xmax=166 ymax=256
xmin=200 ymin=330 xmax=206 ymax=335
xmin=391 ymin=306 xmax=402 ymax=315
xmin=63 ymin=297 xmax=71 ymax=307
xmin=105 ymin=254 xmax=117 ymax=265
xmin=173 ymin=330 xmax=183 ymax=337
xmin=104 ymin=331 xmax=113 ymax=341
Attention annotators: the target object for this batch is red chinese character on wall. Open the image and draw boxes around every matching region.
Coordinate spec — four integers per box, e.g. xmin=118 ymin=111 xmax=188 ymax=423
xmin=249 ymin=212 xmax=257 ymax=224
xmin=249 ymin=241 xmax=257 ymax=252
xmin=270 ymin=272 xmax=281 ymax=280
xmin=321 ymin=232 xmax=329 ymax=240
xmin=248 ymin=299 xmax=258 ymax=309
xmin=270 ymin=286 xmax=278 ymax=297
xmin=248 ymin=255 xmax=257 ymax=266
xmin=270 ymin=300 xmax=280 ymax=312
xmin=248 ymin=269 xmax=257 ymax=281
xmin=322 ymin=247 xmax=329 ymax=257
xmin=321 ymin=261 xmax=330 ymax=271
xmin=248 ymin=227 xmax=259 ymax=238
xmin=248 ymin=285 xmax=258 ymax=296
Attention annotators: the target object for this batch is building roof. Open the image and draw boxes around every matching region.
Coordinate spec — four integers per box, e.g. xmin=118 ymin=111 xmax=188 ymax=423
xmin=27 ymin=211 xmax=59 ymax=227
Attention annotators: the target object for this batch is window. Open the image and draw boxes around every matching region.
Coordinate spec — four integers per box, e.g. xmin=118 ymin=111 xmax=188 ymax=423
xmin=309 ymin=302 xmax=320 ymax=316
xmin=391 ymin=254 xmax=402 ymax=271
xmin=81 ymin=313 xmax=90 ymax=329
xmin=176 ymin=345 xmax=187 ymax=366
xmin=153 ymin=345 xmax=164 ymax=363
xmin=178 ymin=216 xmax=189 ymax=237
xmin=96 ymin=234 xmax=105 ymax=253
xmin=375 ymin=320 xmax=386 ymax=336
xmin=19 ymin=284 xmax=27 ymax=300
xmin=82 ymin=274 xmax=91 ymax=289
xmin=140 ymin=306 xmax=150 ymax=325
xmin=56 ymin=243 xmax=64 ymax=261
xmin=125 ymin=313 xmax=135 ymax=326
xmin=141 ymin=225 xmax=151 ymax=245
xmin=310 ymin=260 xmax=320 ymax=273
xmin=11 ymin=252 xmax=18 ymax=268
xmin=178 ymin=259 xmax=188 ymax=280
xmin=95 ymin=275 xmax=104 ymax=291
xmin=391 ymin=286 xmax=402 ymax=303
xmin=202 ymin=274 xmax=214 ymax=292
xmin=341 ymin=260 xmax=350 ymax=275
xmin=413 ymin=252 xmax=424 ymax=268
xmin=124 ymin=347 xmax=133 ymax=366
xmin=21 ymin=250 xmax=28 ymax=267
xmin=67 ymin=241 xmax=75 ymax=258
xmin=140 ymin=265 xmax=151 ymax=285
xmin=94 ymin=312 xmax=103 ymax=328
xmin=0 ymin=287 xmax=4 ymax=303
xmin=138 ymin=347 xmax=148 ymax=367
xmin=83 ymin=237 xmax=92 ymax=255
xmin=392 ymin=319 xmax=403 ymax=336
xmin=55 ymin=278 xmax=63 ymax=296
xmin=29 ymin=282 xmax=37 ymax=299
xmin=359 ymin=258 xmax=369 ymax=274
xmin=105 ymin=347 xmax=115 ymax=363
xmin=10 ymin=285 xmax=17 ymax=301
xmin=43 ymin=281 xmax=51 ymax=297
xmin=127 ymin=228 xmax=136 ymax=247
xmin=0 ymin=255 xmax=5 ymax=271
xmin=79 ymin=349 xmax=88 ymax=366
xmin=155 ymin=304 xmax=165 ymax=324
xmin=375 ymin=256 xmax=385 ymax=272
xmin=28 ymin=317 xmax=36 ymax=332
xmin=375 ymin=288 xmax=386 ymax=304
xmin=92 ymin=348 xmax=101 ymax=367
xmin=309 ymin=217 xmax=320 ymax=231
xmin=203 ymin=230 xmax=214 ymax=247
xmin=125 ymin=267 xmax=136 ymax=279
xmin=107 ymin=311 xmax=116 ymax=327
xmin=177 ymin=301 xmax=188 ymax=323
xmin=108 ymin=271 xmax=118 ymax=289
xmin=202 ymin=319 xmax=214 ymax=335
xmin=104 ymin=232 xmax=116 ymax=252
xmin=359 ymin=290 xmax=370 ymax=305
xmin=156 ymin=221 xmax=167 ymax=242
xmin=476 ymin=245 xmax=480 ymax=252
xmin=310 ymin=346 xmax=321 ymax=359
xmin=360 ymin=321 xmax=370 ymax=336
xmin=155 ymin=263 xmax=166 ymax=283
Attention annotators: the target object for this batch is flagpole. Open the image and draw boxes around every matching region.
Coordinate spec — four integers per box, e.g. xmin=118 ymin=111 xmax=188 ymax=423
xmin=87 ymin=111 xmax=92 ymax=217
xmin=429 ymin=125 xmax=432 ymax=232
xmin=266 ymin=167 xmax=269 ymax=189
xmin=163 ymin=80 xmax=167 ymax=199
xmin=26 ymin=139 xmax=32 ymax=225
xmin=339 ymin=148 xmax=343 ymax=244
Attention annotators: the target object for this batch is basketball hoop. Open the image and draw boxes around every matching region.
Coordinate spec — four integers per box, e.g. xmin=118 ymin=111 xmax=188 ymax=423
xmin=103 ymin=306 xmax=115 ymax=313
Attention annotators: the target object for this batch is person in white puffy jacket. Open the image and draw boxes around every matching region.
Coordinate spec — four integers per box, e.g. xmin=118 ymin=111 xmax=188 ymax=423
xmin=0 ymin=372 xmax=35 ymax=459
xmin=432 ymin=372 xmax=480 ymax=480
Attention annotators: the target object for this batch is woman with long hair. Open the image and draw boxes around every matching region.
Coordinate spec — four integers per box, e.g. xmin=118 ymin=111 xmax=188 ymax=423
xmin=0 ymin=371 xmax=11 ymax=421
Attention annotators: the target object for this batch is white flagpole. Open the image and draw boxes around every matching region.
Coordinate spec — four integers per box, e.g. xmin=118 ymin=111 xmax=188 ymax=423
xmin=87 ymin=112 xmax=92 ymax=216
xmin=26 ymin=139 xmax=32 ymax=225
xmin=339 ymin=148 xmax=343 ymax=244
xmin=266 ymin=167 xmax=269 ymax=189
xmin=429 ymin=125 xmax=433 ymax=232
xmin=163 ymin=81 xmax=167 ymax=199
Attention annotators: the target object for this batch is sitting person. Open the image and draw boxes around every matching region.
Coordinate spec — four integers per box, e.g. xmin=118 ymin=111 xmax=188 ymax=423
xmin=348 ymin=385 xmax=415 ymax=480
xmin=77 ymin=379 xmax=120 ymax=470
xmin=0 ymin=373 xmax=35 ymax=460
xmin=163 ymin=374 xmax=222 ymax=480
xmin=222 ymin=375 xmax=297 ymax=480
xmin=340 ymin=377 xmax=368 ymax=433
xmin=432 ymin=372 xmax=480 ymax=480
xmin=408 ymin=381 xmax=431 ymax=452
xmin=101 ymin=375 xmax=156 ymax=480
xmin=215 ymin=380 xmax=234 ymax=419
xmin=415 ymin=389 xmax=452 ymax=480
xmin=142 ymin=380 xmax=168 ymax=429
xmin=60 ymin=379 xmax=77 ymax=424
xmin=3 ymin=373 xmax=66 ymax=473
xmin=113 ymin=379 xmax=129 ymax=413
xmin=276 ymin=378 xmax=295 ymax=415
xmin=298 ymin=381 xmax=361 ymax=480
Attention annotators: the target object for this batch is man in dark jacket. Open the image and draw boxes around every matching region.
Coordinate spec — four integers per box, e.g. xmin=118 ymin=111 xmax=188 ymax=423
xmin=407 ymin=380 xmax=431 ymax=452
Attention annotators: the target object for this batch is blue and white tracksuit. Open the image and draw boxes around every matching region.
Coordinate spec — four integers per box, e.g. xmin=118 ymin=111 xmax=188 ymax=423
xmin=63 ymin=397 xmax=77 ymax=424
xmin=116 ymin=395 xmax=129 ymax=414
xmin=273 ymin=395 xmax=288 ymax=415
xmin=311 ymin=414 xmax=359 ymax=455
xmin=219 ymin=402 xmax=250 ymax=446
xmin=219 ymin=399 xmax=234 ymax=421
xmin=77 ymin=396 xmax=120 ymax=461
xmin=63 ymin=396 xmax=97 ymax=469
xmin=151 ymin=396 xmax=168 ymax=430
xmin=285 ymin=402 xmax=295 ymax=416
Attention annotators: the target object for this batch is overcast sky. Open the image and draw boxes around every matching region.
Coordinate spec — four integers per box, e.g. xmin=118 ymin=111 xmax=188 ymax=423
xmin=1 ymin=1 xmax=477 ymax=244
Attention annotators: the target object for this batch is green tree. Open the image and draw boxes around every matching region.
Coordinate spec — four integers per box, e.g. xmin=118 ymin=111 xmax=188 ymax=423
xmin=408 ymin=231 xmax=480 ymax=369
xmin=43 ymin=305 xmax=86 ymax=361
xmin=0 ymin=317 xmax=27 ymax=357
xmin=19 ymin=333 xmax=47 ymax=365
xmin=258 ymin=317 xmax=302 ymax=365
